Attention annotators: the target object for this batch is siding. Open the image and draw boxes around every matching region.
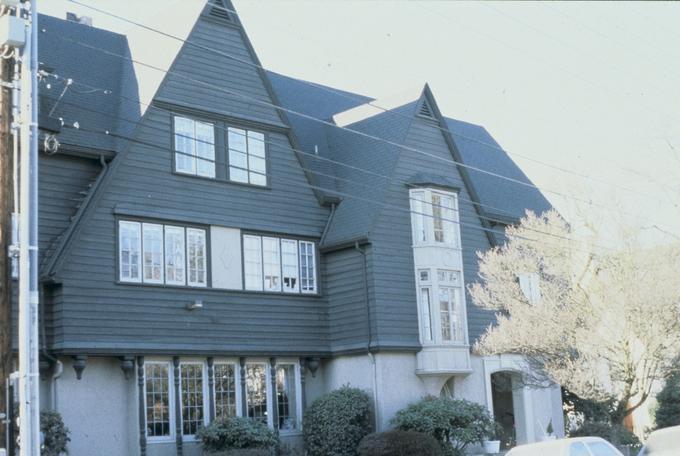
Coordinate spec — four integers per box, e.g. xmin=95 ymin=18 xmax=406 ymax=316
xmin=51 ymin=14 xmax=331 ymax=355
xmin=370 ymin=115 xmax=496 ymax=347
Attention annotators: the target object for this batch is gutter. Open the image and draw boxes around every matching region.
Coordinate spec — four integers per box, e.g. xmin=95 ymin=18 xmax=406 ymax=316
xmin=42 ymin=154 xmax=108 ymax=280
xmin=319 ymin=235 xmax=369 ymax=253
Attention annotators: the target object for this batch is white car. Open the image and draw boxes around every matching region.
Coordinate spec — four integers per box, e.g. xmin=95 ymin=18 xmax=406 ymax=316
xmin=506 ymin=437 xmax=624 ymax=456
xmin=637 ymin=426 xmax=680 ymax=456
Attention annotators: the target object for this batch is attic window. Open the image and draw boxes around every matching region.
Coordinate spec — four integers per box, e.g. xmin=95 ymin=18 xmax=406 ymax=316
xmin=209 ymin=0 xmax=232 ymax=21
xmin=418 ymin=100 xmax=435 ymax=119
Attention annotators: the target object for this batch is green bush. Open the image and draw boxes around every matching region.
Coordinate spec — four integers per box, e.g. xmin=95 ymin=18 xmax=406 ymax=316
xmin=569 ymin=421 xmax=640 ymax=446
xmin=655 ymin=372 xmax=680 ymax=429
xmin=196 ymin=417 xmax=278 ymax=453
xmin=391 ymin=396 xmax=493 ymax=456
xmin=303 ymin=386 xmax=372 ymax=456
xmin=40 ymin=409 xmax=70 ymax=456
xmin=357 ymin=430 xmax=443 ymax=456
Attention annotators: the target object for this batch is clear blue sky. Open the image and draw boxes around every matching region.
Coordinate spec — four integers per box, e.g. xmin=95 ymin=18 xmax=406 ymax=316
xmin=43 ymin=1 xmax=680 ymax=246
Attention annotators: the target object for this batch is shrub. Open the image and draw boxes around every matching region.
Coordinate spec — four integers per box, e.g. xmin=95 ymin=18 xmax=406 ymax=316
xmin=196 ymin=417 xmax=278 ymax=453
xmin=655 ymin=372 xmax=680 ymax=429
xmin=303 ymin=386 xmax=372 ymax=456
xmin=40 ymin=409 xmax=70 ymax=456
xmin=569 ymin=421 xmax=640 ymax=446
xmin=357 ymin=430 xmax=443 ymax=456
xmin=391 ymin=396 xmax=493 ymax=456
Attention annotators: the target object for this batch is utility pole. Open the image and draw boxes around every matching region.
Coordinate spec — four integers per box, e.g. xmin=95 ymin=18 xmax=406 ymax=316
xmin=17 ymin=0 xmax=40 ymax=454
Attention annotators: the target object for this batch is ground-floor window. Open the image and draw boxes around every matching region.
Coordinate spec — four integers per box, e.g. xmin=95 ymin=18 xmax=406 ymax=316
xmin=142 ymin=358 xmax=302 ymax=442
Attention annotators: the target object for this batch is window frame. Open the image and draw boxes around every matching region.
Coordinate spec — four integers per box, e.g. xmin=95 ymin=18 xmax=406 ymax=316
xmin=227 ymin=127 xmax=268 ymax=187
xmin=173 ymin=114 xmax=217 ymax=179
xmin=299 ymin=241 xmax=317 ymax=294
xmin=244 ymin=361 xmax=271 ymax=426
xmin=143 ymin=360 xmax=175 ymax=443
xmin=178 ymin=360 xmax=209 ymax=441
xmin=117 ymin=219 xmax=209 ymax=288
xmin=119 ymin=220 xmax=142 ymax=283
xmin=408 ymin=187 xmax=461 ymax=248
xmin=416 ymin=267 xmax=467 ymax=346
xmin=213 ymin=361 xmax=241 ymax=421
xmin=274 ymin=361 xmax=302 ymax=434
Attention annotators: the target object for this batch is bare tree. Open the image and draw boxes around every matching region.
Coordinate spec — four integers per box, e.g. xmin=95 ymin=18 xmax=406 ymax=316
xmin=470 ymin=210 xmax=680 ymax=423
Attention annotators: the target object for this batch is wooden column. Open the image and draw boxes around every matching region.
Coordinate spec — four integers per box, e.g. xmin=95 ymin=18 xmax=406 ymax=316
xmin=136 ymin=357 xmax=146 ymax=456
xmin=207 ymin=357 xmax=215 ymax=421
xmin=239 ymin=357 xmax=247 ymax=417
xmin=269 ymin=357 xmax=278 ymax=430
xmin=299 ymin=357 xmax=307 ymax=416
xmin=173 ymin=357 xmax=183 ymax=455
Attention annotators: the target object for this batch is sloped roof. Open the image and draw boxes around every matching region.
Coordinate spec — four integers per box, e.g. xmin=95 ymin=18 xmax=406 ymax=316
xmin=38 ymin=14 xmax=140 ymax=153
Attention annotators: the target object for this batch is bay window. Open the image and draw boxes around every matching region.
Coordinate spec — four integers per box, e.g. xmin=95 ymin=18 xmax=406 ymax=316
xmin=409 ymin=188 xmax=460 ymax=247
xmin=174 ymin=115 xmax=216 ymax=178
xmin=243 ymin=235 xmax=317 ymax=294
xmin=118 ymin=220 xmax=207 ymax=287
xmin=416 ymin=268 xmax=465 ymax=345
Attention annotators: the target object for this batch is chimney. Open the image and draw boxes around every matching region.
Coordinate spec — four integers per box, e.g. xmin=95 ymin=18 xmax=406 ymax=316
xmin=66 ymin=12 xmax=92 ymax=26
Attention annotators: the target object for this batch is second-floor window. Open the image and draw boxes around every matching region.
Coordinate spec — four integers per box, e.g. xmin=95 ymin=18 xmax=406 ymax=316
xmin=409 ymin=188 xmax=460 ymax=247
xmin=174 ymin=115 xmax=216 ymax=178
xmin=418 ymin=268 xmax=465 ymax=344
xmin=243 ymin=235 xmax=316 ymax=293
xmin=118 ymin=220 xmax=207 ymax=287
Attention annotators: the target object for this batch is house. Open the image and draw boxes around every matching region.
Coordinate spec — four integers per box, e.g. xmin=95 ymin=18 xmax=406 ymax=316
xmin=13 ymin=1 xmax=564 ymax=454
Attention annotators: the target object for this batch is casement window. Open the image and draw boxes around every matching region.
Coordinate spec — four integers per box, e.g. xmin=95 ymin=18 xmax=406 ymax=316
xmin=174 ymin=115 xmax=216 ymax=178
xmin=228 ymin=127 xmax=267 ymax=186
xmin=409 ymin=188 xmax=460 ymax=247
xmin=118 ymin=221 xmax=207 ymax=287
xmin=243 ymin=235 xmax=317 ymax=294
xmin=214 ymin=363 xmax=237 ymax=420
xmin=119 ymin=221 xmax=142 ymax=282
xmin=145 ymin=362 xmax=172 ymax=439
xmin=180 ymin=363 xmax=206 ymax=436
xmin=276 ymin=364 xmax=298 ymax=431
xmin=245 ymin=363 xmax=268 ymax=423
xmin=416 ymin=268 xmax=465 ymax=345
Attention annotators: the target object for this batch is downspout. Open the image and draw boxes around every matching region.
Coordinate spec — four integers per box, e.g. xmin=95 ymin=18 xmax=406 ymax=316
xmin=319 ymin=203 xmax=336 ymax=246
xmin=39 ymin=283 xmax=61 ymax=410
xmin=354 ymin=241 xmax=380 ymax=431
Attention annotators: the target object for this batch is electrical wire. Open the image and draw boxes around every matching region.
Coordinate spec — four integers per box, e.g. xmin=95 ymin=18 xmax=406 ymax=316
xmin=64 ymin=0 xmax=677 ymax=208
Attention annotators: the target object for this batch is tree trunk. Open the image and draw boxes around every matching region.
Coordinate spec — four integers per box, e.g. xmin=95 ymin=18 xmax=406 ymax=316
xmin=0 ymin=57 xmax=14 ymax=447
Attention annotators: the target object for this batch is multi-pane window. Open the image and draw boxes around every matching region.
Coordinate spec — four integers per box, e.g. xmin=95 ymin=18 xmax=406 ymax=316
xmin=145 ymin=362 xmax=172 ymax=438
xmin=214 ymin=363 xmax=237 ymax=420
xmin=174 ymin=115 xmax=216 ymax=178
xmin=409 ymin=188 xmax=460 ymax=247
xmin=180 ymin=363 xmax=205 ymax=436
xmin=243 ymin=235 xmax=317 ymax=294
xmin=228 ymin=128 xmax=267 ymax=186
xmin=119 ymin=221 xmax=142 ymax=282
xmin=416 ymin=268 xmax=465 ymax=345
xmin=246 ymin=364 xmax=268 ymax=423
xmin=262 ymin=237 xmax=281 ymax=292
xmin=299 ymin=241 xmax=316 ymax=293
xmin=119 ymin=221 xmax=207 ymax=287
xmin=276 ymin=364 xmax=298 ymax=431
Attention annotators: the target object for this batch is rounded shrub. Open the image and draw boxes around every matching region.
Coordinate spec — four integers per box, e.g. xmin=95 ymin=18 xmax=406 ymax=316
xmin=358 ymin=430 xmax=443 ymax=456
xmin=303 ymin=386 xmax=372 ymax=456
xmin=40 ymin=409 xmax=70 ymax=456
xmin=196 ymin=416 xmax=278 ymax=453
xmin=391 ymin=396 xmax=493 ymax=456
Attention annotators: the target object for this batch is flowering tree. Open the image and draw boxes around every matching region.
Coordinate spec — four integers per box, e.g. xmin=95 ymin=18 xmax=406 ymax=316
xmin=470 ymin=210 xmax=680 ymax=423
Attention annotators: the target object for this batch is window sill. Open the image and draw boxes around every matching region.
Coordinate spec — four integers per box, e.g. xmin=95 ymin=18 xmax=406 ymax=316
xmin=412 ymin=243 xmax=462 ymax=250
xmin=116 ymin=281 xmax=322 ymax=297
xmin=280 ymin=429 xmax=303 ymax=436
xmin=147 ymin=437 xmax=175 ymax=444
xmin=117 ymin=280 xmax=208 ymax=290
xmin=172 ymin=170 xmax=271 ymax=190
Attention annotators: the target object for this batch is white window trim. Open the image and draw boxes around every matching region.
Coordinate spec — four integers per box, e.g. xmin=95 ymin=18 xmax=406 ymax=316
xmin=186 ymin=228 xmax=208 ymax=288
xmin=262 ymin=237 xmax=282 ymax=292
xmin=174 ymin=115 xmax=216 ymax=178
xmin=281 ymin=239 xmax=300 ymax=294
xmin=416 ymin=268 xmax=469 ymax=346
xmin=244 ymin=235 xmax=264 ymax=291
xmin=142 ymin=223 xmax=165 ymax=285
xmin=164 ymin=225 xmax=186 ymax=286
xmin=228 ymin=127 xmax=267 ymax=186
xmin=178 ymin=361 xmax=209 ymax=442
xmin=213 ymin=360 xmax=242 ymax=420
xmin=275 ymin=359 xmax=303 ymax=435
xmin=299 ymin=241 xmax=317 ymax=294
xmin=409 ymin=188 xmax=461 ymax=249
xmin=244 ymin=361 xmax=272 ymax=427
xmin=143 ymin=360 xmax=175 ymax=443
xmin=119 ymin=221 xmax=142 ymax=283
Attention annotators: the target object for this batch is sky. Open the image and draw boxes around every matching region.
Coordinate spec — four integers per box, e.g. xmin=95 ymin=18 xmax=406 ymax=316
xmin=41 ymin=1 xmax=680 ymax=247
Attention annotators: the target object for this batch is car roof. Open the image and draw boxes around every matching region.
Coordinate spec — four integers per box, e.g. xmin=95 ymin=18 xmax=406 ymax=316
xmin=646 ymin=425 xmax=680 ymax=451
xmin=507 ymin=437 xmax=613 ymax=455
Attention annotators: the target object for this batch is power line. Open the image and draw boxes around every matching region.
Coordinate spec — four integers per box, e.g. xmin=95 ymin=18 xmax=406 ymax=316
xmin=64 ymin=0 xmax=678 ymax=209
xmin=41 ymin=28 xmax=678 ymax=229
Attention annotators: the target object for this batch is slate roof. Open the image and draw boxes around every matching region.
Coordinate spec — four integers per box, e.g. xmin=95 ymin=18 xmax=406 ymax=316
xmin=38 ymin=14 xmax=140 ymax=153
xmin=267 ymin=72 xmax=552 ymax=246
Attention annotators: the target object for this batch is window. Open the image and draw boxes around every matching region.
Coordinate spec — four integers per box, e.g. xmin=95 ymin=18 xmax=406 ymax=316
xmin=119 ymin=221 xmax=142 ymax=282
xmin=409 ymin=188 xmax=460 ymax=247
xmin=214 ymin=363 xmax=237 ymax=420
xmin=118 ymin=221 xmax=207 ymax=287
xmin=276 ymin=364 xmax=298 ymax=431
xmin=246 ymin=364 xmax=268 ymax=423
xmin=587 ymin=442 xmax=621 ymax=456
xmin=569 ymin=442 xmax=591 ymax=456
xmin=243 ymin=235 xmax=316 ymax=294
xmin=174 ymin=115 xmax=216 ymax=178
xmin=416 ymin=268 xmax=465 ymax=345
xmin=180 ymin=363 xmax=205 ymax=436
xmin=228 ymin=128 xmax=267 ymax=186
xmin=145 ymin=362 xmax=172 ymax=439
xmin=299 ymin=241 xmax=316 ymax=293
xmin=281 ymin=240 xmax=299 ymax=293
xmin=262 ymin=237 xmax=281 ymax=292
xmin=244 ymin=235 xmax=263 ymax=291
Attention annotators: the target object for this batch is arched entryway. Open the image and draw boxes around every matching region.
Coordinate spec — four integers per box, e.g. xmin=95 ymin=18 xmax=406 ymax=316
xmin=490 ymin=371 xmax=528 ymax=449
